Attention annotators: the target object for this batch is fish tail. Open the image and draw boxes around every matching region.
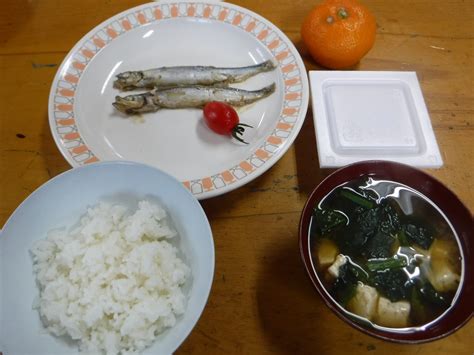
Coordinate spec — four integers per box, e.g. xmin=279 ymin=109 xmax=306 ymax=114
xmin=260 ymin=59 xmax=277 ymax=72
xmin=261 ymin=82 xmax=276 ymax=96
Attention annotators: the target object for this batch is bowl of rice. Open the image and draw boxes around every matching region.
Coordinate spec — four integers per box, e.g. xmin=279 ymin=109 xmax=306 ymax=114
xmin=0 ymin=161 xmax=214 ymax=355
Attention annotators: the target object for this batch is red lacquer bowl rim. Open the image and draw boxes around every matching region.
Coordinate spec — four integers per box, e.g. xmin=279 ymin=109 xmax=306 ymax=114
xmin=299 ymin=160 xmax=473 ymax=343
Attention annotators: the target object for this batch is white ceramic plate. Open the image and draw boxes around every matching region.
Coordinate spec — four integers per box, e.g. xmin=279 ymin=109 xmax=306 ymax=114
xmin=0 ymin=161 xmax=214 ymax=355
xmin=49 ymin=1 xmax=309 ymax=199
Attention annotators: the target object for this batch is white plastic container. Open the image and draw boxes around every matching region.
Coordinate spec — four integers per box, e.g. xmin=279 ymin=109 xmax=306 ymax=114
xmin=310 ymin=71 xmax=443 ymax=168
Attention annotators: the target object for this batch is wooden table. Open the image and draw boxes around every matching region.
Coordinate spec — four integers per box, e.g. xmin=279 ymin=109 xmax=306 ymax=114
xmin=0 ymin=0 xmax=472 ymax=354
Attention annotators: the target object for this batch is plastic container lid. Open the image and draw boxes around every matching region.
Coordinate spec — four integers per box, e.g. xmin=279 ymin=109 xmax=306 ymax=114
xmin=310 ymin=71 xmax=443 ymax=168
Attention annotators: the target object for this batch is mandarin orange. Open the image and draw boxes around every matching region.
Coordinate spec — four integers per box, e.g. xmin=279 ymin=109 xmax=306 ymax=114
xmin=301 ymin=0 xmax=376 ymax=69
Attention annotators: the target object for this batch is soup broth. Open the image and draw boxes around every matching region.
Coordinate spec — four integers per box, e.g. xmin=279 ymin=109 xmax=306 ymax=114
xmin=310 ymin=177 xmax=462 ymax=329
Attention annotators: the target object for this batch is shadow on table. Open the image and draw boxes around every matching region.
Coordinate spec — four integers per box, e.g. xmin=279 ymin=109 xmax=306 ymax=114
xmin=292 ymin=106 xmax=335 ymax=196
xmin=255 ymin=235 xmax=382 ymax=354
xmin=255 ymin=235 xmax=330 ymax=353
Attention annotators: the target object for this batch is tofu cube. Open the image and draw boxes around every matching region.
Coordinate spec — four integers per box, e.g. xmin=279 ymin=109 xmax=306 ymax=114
xmin=316 ymin=239 xmax=339 ymax=268
xmin=347 ymin=283 xmax=379 ymax=320
xmin=375 ymin=297 xmax=411 ymax=328
xmin=428 ymin=239 xmax=461 ymax=292
xmin=327 ymin=254 xmax=347 ymax=278
xmin=428 ymin=259 xmax=460 ymax=292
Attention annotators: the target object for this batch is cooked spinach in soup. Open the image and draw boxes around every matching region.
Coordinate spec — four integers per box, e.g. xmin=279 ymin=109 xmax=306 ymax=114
xmin=310 ymin=177 xmax=462 ymax=328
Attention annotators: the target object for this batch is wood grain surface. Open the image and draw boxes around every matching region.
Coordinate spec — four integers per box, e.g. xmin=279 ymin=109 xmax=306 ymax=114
xmin=0 ymin=1 xmax=472 ymax=354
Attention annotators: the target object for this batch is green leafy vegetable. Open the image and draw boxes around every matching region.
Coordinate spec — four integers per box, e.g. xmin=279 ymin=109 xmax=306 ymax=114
xmin=410 ymin=287 xmax=428 ymax=325
xmin=403 ymin=223 xmax=434 ymax=250
xmin=331 ymin=263 xmax=365 ymax=306
xmin=360 ymin=200 xmax=400 ymax=258
xmin=363 ymin=230 xmax=396 ymax=259
xmin=371 ymin=269 xmax=412 ymax=302
xmin=419 ymin=282 xmax=451 ymax=307
xmin=349 ymin=262 xmax=369 ymax=284
xmin=366 ymin=256 xmax=408 ymax=272
xmin=378 ymin=201 xmax=402 ymax=236
xmin=340 ymin=188 xmax=376 ymax=209
xmin=334 ymin=207 xmax=379 ymax=256
xmin=397 ymin=230 xmax=409 ymax=246
xmin=312 ymin=208 xmax=347 ymax=235
xmin=355 ymin=207 xmax=380 ymax=236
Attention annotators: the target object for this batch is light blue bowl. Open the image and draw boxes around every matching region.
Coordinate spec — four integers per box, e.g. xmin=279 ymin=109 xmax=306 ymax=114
xmin=0 ymin=161 xmax=214 ymax=355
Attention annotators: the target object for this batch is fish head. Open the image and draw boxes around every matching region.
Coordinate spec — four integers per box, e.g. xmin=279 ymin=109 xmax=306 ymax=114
xmin=113 ymin=71 xmax=144 ymax=90
xmin=112 ymin=94 xmax=146 ymax=114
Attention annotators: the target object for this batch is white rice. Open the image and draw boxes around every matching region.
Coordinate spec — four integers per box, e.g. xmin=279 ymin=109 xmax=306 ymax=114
xmin=30 ymin=200 xmax=190 ymax=354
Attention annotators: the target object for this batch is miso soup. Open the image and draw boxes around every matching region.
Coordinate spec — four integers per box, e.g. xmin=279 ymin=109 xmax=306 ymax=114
xmin=310 ymin=176 xmax=462 ymax=329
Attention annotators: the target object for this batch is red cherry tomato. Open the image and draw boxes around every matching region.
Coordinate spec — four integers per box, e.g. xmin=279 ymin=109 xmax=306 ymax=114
xmin=203 ymin=101 xmax=238 ymax=135
xmin=203 ymin=102 xmax=252 ymax=144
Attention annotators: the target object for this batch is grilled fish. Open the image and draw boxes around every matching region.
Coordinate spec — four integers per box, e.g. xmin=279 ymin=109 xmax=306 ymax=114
xmin=113 ymin=60 xmax=276 ymax=90
xmin=113 ymin=83 xmax=276 ymax=115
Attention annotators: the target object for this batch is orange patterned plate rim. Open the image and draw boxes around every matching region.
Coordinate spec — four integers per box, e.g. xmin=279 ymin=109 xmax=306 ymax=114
xmin=48 ymin=1 xmax=309 ymax=199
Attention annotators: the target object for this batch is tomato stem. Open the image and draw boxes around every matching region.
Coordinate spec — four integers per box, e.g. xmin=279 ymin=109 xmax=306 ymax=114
xmin=232 ymin=123 xmax=252 ymax=144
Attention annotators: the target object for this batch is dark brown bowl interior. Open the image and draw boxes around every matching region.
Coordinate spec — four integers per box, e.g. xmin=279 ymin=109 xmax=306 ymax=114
xmin=299 ymin=160 xmax=473 ymax=343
